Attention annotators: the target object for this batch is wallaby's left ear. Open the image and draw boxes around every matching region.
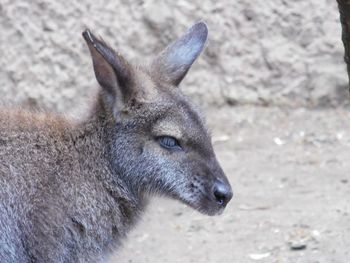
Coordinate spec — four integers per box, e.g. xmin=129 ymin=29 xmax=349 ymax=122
xmin=82 ymin=29 xmax=134 ymax=116
xmin=151 ymin=22 xmax=208 ymax=86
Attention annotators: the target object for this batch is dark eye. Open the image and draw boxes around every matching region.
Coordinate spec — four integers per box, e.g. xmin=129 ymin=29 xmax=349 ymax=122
xmin=158 ymin=136 xmax=182 ymax=151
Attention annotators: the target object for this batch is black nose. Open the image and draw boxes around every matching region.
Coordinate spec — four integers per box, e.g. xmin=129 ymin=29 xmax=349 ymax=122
xmin=213 ymin=180 xmax=233 ymax=206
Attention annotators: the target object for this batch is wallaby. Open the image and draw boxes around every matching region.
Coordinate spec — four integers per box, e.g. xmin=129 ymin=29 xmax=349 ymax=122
xmin=0 ymin=22 xmax=232 ymax=263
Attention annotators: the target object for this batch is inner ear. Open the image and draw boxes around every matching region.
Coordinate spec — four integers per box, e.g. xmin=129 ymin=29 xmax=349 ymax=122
xmin=87 ymin=39 xmax=119 ymax=106
xmin=151 ymin=22 xmax=208 ymax=86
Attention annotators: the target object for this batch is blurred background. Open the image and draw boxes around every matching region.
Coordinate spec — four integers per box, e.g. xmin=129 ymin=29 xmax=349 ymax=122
xmin=0 ymin=0 xmax=349 ymax=262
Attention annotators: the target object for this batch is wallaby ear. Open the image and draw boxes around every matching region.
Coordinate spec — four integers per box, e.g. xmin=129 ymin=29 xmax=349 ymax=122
xmin=82 ymin=29 xmax=134 ymax=114
xmin=151 ymin=22 xmax=208 ymax=86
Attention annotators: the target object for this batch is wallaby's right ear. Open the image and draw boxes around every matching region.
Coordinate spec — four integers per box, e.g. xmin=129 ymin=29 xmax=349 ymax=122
xmin=82 ymin=29 xmax=133 ymax=115
xmin=151 ymin=22 xmax=208 ymax=86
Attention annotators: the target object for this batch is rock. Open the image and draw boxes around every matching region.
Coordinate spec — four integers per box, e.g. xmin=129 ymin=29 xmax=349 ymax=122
xmin=0 ymin=0 xmax=346 ymax=112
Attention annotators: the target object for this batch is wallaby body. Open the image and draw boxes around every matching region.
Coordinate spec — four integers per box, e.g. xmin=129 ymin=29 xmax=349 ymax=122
xmin=0 ymin=108 xmax=143 ymax=262
xmin=0 ymin=22 xmax=232 ymax=263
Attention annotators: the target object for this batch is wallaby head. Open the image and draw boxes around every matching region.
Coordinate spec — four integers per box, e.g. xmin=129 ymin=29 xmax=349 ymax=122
xmin=83 ymin=22 xmax=232 ymax=216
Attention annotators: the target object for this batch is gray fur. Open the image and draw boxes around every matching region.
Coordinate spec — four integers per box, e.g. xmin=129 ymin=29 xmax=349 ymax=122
xmin=0 ymin=22 xmax=232 ymax=263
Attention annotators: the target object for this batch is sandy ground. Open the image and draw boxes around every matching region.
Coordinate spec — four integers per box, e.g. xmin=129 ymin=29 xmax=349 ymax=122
xmin=109 ymin=106 xmax=350 ymax=263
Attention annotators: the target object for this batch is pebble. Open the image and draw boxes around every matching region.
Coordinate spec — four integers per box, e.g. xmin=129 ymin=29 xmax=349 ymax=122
xmin=289 ymin=241 xmax=307 ymax=250
xmin=249 ymin=252 xmax=271 ymax=260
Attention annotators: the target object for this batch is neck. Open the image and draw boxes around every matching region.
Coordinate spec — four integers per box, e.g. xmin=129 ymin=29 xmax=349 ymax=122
xmin=65 ymin=99 xmax=146 ymax=257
